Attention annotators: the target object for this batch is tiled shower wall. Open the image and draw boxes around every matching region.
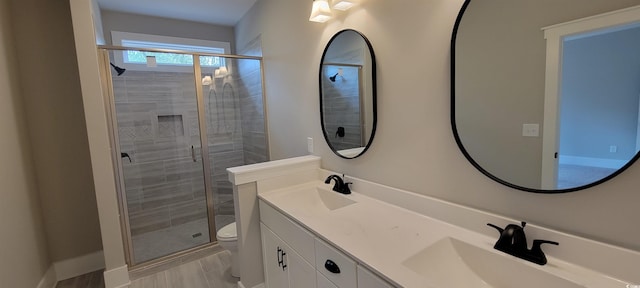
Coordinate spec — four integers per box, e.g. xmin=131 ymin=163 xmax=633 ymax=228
xmin=321 ymin=66 xmax=363 ymax=151
xmin=113 ymin=67 xmax=265 ymax=238
xmin=237 ymin=37 xmax=268 ymax=165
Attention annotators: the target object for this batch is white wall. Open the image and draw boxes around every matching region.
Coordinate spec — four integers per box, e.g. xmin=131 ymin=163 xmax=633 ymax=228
xmin=91 ymin=0 xmax=105 ymax=44
xmin=236 ymin=0 xmax=640 ymax=251
xmin=0 ymin=0 xmax=51 ymax=286
xmin=70 ymin=1 xmax=130 ymax=286
xmin=101 ymin=10 xmax=235 ymax=52
xmin=10 ymin=0 xmax=103 ymax=263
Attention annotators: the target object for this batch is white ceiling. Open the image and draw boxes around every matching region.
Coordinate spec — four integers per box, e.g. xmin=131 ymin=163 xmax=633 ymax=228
xmin=97 ymin=0 xmax=258 ymax=26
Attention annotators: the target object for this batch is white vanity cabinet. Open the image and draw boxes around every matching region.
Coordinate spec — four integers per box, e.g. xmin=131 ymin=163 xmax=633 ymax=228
xmin=357 ymin=266 xmax=394 ymax=288
xmin=261 ymin=223 xmax=316 ymax=288
xmin=259 ymin=200 xmax=395 ymax=288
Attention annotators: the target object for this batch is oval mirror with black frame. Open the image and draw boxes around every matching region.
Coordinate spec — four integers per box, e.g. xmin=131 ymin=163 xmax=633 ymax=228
xmin=320 ymin=29 xmax=377 ymax=159
xmin=452 ymin=0 xmax=640 ymax=193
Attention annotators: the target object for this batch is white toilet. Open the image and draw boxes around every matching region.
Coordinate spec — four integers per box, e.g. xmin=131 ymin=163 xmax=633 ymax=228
xmin=217 ymin=222 xmax=239 ymax=277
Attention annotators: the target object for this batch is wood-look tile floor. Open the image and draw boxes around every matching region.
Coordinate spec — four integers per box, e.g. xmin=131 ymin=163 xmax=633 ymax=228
xmin=55 ymin=250 xmax=237 ymax=288
xmin=55 ymin=270 xmax=104 ymax=288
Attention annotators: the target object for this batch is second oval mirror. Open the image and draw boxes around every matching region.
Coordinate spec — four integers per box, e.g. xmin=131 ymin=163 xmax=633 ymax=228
xmin=320 ymin=29 xmax=377 ymax=159
xmin=453 ymin=0 xmax=640 ymax=192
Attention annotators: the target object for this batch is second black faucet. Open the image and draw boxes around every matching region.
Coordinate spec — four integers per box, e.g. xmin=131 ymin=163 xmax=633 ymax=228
xmin=324 ymin=174 xmax=352 ymax=194
xmin=487 ymin=221 xmax=559 ymax=265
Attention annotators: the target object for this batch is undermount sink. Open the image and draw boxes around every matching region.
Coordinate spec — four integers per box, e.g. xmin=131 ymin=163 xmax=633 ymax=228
xmin=402 ymin=237 xmax=586 ymax=288
xmin=275 ymin=186 xmax=357 ymax=212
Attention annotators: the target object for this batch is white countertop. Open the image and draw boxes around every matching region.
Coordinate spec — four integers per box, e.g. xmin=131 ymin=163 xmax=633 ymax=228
xmin=258 ymin=180 xmax=628 ymax=288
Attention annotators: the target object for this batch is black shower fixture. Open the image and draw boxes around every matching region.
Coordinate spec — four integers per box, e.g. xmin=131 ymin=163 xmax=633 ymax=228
xmin=329 ymin=68 xmax=343 ymax=82
xmin=110 ymin=62 xmax=126 ymax=76
xmin=329 ymin=72 xmax=339 ymax=82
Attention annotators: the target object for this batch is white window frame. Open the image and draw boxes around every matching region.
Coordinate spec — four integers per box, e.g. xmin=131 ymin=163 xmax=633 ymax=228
xmin=111 ymin=31 xmax=231 ymax=73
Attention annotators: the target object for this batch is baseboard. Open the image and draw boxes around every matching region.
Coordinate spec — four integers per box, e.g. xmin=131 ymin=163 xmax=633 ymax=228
xmin=36 ymin=265 xmax=57 ymax=288
xmin=559 ymin=155 xmax=626 ymax=169
xmin=103 ymin=265 xmax=130 ymax=288
xmin=54 ymin=250 xmax=105 ymax=281
xmin=238 ymin=281 xmax=265 ymax=288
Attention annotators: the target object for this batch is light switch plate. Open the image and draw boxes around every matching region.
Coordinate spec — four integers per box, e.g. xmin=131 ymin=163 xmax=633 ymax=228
xmin=522 ymin=124 xmax=540 ymax=137
xmin=307 ymin=137 xmax=314 ymax=154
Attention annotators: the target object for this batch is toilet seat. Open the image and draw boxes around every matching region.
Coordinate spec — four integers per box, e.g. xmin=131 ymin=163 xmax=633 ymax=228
xmin=217 ymin=222 xmax=237 ymax=241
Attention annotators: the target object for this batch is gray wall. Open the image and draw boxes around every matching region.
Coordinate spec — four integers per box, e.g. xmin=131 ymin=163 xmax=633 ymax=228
xmin=9 ymin=0 xmax=103 ymax=263
xmin=236 ymin=38 xmax=269 ymax=164
xmin=101 ymin=10 xmax=236 ymax=53
xmin=0 ymin=0 xmax=51 ymax=286
xmin=561 ymin=27 xmax=640 ymax=161
xmin=236 ymin=0 xmax=640 ymax=251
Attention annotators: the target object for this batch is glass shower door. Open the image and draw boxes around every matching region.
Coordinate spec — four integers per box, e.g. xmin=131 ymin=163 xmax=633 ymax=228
xmin=199 ymin=56 xmax=268 ymax=231
xmin=107 ymin=50 xmax=212 ymax=265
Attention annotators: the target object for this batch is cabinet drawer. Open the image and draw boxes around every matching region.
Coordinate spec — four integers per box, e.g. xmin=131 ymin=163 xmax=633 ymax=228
xmin=315 ymin=239 xmax=357 ymax=288
xmin=357 ymin=265 xmax=395 ymax=288
xmin=259 ymin=200 xmax=316 ymax=264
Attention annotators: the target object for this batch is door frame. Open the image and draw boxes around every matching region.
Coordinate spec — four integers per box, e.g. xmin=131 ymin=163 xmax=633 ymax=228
xmin=541 ymin=5 xmax=640 ymax=189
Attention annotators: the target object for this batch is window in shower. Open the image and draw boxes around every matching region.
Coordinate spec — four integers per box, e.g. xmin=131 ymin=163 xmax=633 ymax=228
xmin=111 ymin=31 xmax=230 ymax=71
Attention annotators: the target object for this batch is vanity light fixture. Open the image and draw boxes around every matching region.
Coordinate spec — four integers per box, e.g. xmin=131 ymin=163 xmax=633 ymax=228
xmin=331 ymin=0 xmax=357 ymax=11
xmin=309 ymin=0 xmax=332 ymax=23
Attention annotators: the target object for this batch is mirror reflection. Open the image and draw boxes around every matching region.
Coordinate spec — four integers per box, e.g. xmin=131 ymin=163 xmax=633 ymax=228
xmin=453 ymin=0 xmax=640 ymax=192
xmin=320 ymin=29 xmax=376 ymax=159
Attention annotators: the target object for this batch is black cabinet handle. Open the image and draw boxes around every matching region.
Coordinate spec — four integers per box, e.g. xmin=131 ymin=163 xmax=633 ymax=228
xmin=277 ymin=247 xmax=283 ymax=267
xmin=277 ymin=247 xmax=287 ymax=271
xmin=324 ymin=259 xmax=340 ymax=274
xmin=281 ymin=251 xmax=287 ymax=271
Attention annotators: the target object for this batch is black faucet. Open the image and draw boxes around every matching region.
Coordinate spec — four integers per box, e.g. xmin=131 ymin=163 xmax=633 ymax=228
xmin=487 ymin=221 xmax=558 ymax=265
xmin=324 ymin=175 xmax=352 ymax=194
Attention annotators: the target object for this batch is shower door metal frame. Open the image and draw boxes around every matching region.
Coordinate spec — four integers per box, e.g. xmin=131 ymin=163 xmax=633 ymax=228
xmin=98 ymin=46 xmax=268 ymax=269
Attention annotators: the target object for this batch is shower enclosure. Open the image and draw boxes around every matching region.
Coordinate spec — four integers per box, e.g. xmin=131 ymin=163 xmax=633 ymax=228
xmin=99 ymin=47 xmax=268 ymax=267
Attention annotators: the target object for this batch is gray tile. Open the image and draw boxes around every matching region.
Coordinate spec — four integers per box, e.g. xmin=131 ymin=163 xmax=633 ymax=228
xmin=200 ymin=251 xmax=238 ymax=288
xmin=129 ymin=207 xmax=171 ymax=236
xmin=129 ymin=273 xmax=167 ymax=288
xmin=132 ymin=219 xmax=211 ymax=264
xmin=141 ymin=181 xmax=193 ymax=210
xmin=170 ymin=201 xmax=208 ymax=226
xmin=165 ymin=260 xmax=210 ymax=288
xmin=55 ymin=270 xmax=104 ymax=288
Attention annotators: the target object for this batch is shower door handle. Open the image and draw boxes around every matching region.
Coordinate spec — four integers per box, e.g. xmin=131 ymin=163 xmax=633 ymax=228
xmin=191 ymin=146 xmax=197 ymax=162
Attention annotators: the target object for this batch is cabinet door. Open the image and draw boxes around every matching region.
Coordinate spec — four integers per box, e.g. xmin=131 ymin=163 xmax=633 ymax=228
xmin=261 ymin=224 xmax=289 ymax=288
xmin=357 ymin=266 xmax=394 ymax=288
xmin=317 ymin=272 xmax=339 ymax=288
xmin=288 ymin=248 xmax=316 ymax=288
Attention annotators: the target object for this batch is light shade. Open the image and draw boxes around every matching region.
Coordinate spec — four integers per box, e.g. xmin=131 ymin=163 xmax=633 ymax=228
xmin=202 ymin=76 xmax=212 ymax=85
xmin=309 ymin=0 xmax=332 ymax=23
xmin=214 ymin=66 xmax=228 ymax=78
xmin=331 ymin=0 xmax=356 ymax=11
